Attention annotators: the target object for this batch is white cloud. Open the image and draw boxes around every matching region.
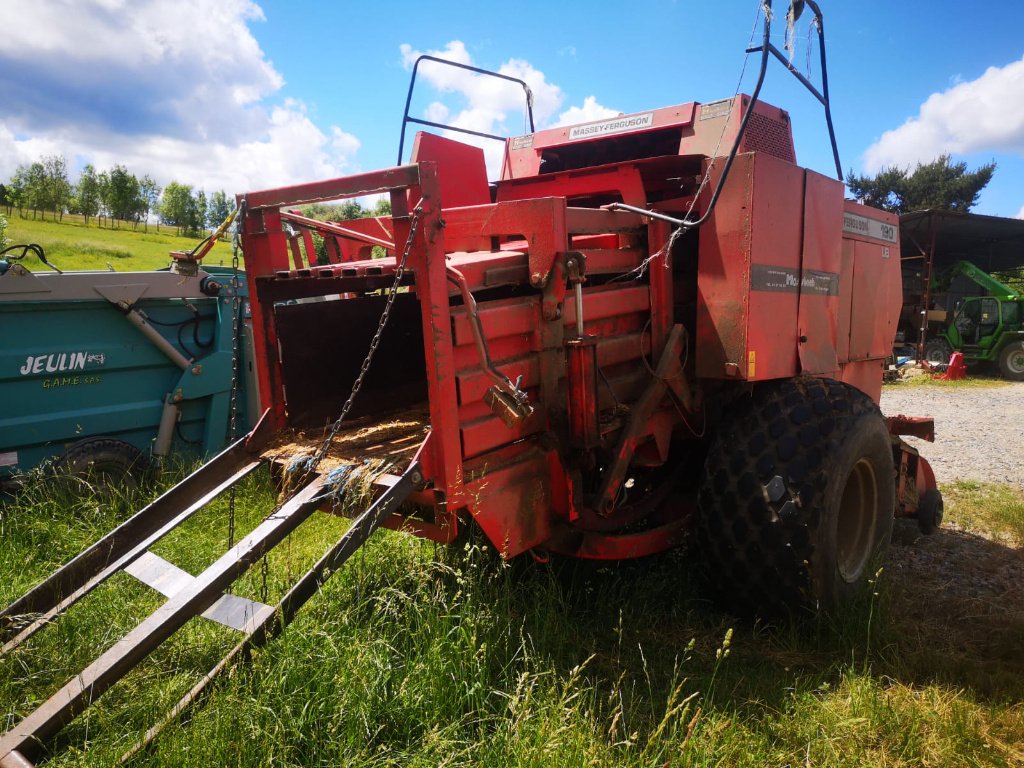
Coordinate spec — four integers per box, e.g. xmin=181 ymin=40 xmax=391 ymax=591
xmin=554 ymin=96 xmax=621 ymax=127
xmin=399 ymin=40 xmax=616 ymax=176
xmin=1017 ymin=205 xmax=1024 ymax=219
xmin=863 ymin=56 xmax=1024 ymax=172
xmin=0 ymin=0 xmax=361 ymax=193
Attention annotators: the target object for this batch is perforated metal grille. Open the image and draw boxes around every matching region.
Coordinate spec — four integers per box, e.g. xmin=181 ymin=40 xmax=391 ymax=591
xmin=741 ymin=112 xmax=796 ymax=163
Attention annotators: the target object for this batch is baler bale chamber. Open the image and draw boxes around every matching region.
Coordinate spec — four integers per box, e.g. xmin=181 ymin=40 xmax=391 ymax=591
xmin=239 ymin=98 xmax=939 ymax=614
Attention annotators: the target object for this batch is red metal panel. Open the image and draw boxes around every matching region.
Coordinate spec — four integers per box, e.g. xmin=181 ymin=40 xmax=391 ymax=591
xmin=497 ymin=164 xmax=648 ymax=207
xmin=406 ymin=164 xmax=465 ymax=505
xmin=696 ymin=153 xmax=803 ymax=381
xmin=797 ymin=170 xmax=843 ymax=374
xmin=745 ymin=154 xmax=803 ymax=382
xmin=501 ymin=103 xmax=696 ymax=180
xmin=462 ymin=447 xmax=570 ymax=557
xmin=848 ymin=239 xmax=898 ymax=362
xmin=839 ymin=359 xmax=884 ymax=404
xmin=411 ymin=132 xmax=490 ymax=208
xmin=836 ymin=240 xmax=854 ymax=363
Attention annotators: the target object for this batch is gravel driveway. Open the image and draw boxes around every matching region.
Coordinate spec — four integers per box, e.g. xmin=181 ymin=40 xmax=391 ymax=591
xmin=880 ymin=380 xmax=1024 ymax=487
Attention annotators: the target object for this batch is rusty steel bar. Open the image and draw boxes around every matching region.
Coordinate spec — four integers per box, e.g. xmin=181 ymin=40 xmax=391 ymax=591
xmin=0 ymin=416 xmax=274 ymax=644
xmin=119 ymin=461 xmax=422 ymax=763
xmin=2 ymin=458 xmax=264 ymax=655
xmin=242 ymin=164 xmax=421 ymax=211
xmin=0 ymin=478 xmax=326 ymax=765
xmin=280 ymin=210 xmax=395 ymax=251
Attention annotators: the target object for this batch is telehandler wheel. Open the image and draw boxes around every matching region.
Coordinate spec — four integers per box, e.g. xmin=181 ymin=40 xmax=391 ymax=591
xmin=50 ymin=437 xmax=151 ymax=492
xmin=923 ymin=338 xmax=952 ymax=367
xmin=998 ymin=341 xmax=1024 ymax=381
xmin=697 ymin=377 xmax=894 ymax=616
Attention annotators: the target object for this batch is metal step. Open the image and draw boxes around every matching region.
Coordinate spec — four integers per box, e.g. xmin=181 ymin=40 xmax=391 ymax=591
xmin=0 ymin=451 xmax=422 ymax=768
xmin=0 ymin=418 xmax=272 ymax=652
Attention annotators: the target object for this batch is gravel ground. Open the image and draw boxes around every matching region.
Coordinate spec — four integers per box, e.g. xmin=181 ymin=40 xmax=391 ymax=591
xmin=880 ymin=379 xmax=1024 ymax=487
xmin=880 ymin=377 xmax=1023 ymax=677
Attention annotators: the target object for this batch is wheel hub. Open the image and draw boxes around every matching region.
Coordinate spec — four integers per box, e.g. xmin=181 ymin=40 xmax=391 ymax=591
xmin=836 ymin=457 xmax=878 ymax=583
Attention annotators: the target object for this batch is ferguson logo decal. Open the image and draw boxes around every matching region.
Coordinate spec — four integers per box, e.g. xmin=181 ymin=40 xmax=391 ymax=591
xmin=568 ymin=112 xmax=654 ymax=140
xmin=19 ymin=351 xmax=104 ymax=376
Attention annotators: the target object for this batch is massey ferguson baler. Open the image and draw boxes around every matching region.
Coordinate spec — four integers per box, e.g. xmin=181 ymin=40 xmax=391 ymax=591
xmin=0 ymin=3 xmax=941 ymax=764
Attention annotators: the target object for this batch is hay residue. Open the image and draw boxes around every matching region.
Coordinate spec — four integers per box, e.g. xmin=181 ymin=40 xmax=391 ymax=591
xmin=264 ymin=405 xmax=428 ymax=483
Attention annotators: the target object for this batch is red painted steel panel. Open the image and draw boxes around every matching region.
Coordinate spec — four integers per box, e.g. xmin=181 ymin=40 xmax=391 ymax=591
xmin=411 ymin=132 xmax=490 ymax=208
xmin=745 ymin=154 xmax=803 ymax=382
xmin=696 ymin=153 xmax=802 ymax=381
xmin=463 ymin=449 xmax=563 ymax=557
xmin=848 ymin=239 xmax=899 ymax=362
xmin=836 ymin=241 xmax=854 ymax=363
xmin=797 ymin=170 xmax=843 ymax=374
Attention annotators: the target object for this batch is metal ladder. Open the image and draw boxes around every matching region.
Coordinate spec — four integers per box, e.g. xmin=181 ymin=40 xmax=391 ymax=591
xmin=0 ymin=419 xmax=421 ymax=767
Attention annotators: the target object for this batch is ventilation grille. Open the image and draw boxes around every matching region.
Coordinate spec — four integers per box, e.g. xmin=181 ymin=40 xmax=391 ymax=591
xmin=740 ymin=111 xmax=796 ymax=163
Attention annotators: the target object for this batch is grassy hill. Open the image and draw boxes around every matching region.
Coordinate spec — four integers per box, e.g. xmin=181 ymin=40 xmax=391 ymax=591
xmin=3 ymin=213 xmax=235 ymax=272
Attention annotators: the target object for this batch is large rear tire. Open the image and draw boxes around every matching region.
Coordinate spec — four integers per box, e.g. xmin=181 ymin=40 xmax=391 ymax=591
xmin=697 ymin=377 xmax=894 ymax=615
xmin=50 ymin=437 xmax=151 ymax=492
xmin=923 ymin=337 xmax=952 ymax=366
xmin=998 ymin=341 xmax=1024 ymax=381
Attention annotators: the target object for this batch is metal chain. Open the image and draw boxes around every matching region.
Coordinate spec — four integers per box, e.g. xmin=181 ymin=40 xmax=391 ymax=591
xmin=226 ymin=203 xmax=244 ymax=548
xmin=304 ymin=204 xmax=424 ymax=475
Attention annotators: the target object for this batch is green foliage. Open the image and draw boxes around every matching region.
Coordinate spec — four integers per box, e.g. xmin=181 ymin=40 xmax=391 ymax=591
xmin=0 ymin=212 xmax=8 ymax=249
xmin=207 ymin=189 xmax=233 ymax=229
xmin=847 ymin=154 xmax=995 ymax=215
xmin=74 ymin=163 xmax=101 ymax=224
xmin=138 ymin=175 xmax=161 ymax=232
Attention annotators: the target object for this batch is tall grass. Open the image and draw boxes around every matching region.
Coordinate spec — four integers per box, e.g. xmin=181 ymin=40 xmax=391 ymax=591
xmin=1 ymin=472 xmax=1022 ymax=766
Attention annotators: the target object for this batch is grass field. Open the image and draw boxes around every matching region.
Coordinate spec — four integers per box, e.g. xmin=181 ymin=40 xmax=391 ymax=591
xmin=1 ymin=468 xmax=1022 ymax=767
xmin=3 ymin=212 xmax=234 ymax=272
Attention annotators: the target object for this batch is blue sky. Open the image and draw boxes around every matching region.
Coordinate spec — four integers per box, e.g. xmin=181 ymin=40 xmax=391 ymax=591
xmin=2 ymin=0 xmax=1023 ymax=217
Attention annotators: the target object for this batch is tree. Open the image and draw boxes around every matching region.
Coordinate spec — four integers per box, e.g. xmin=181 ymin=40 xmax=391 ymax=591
xmin=138 ymin=175 xmax=161 ymax=233
xmin=207 ymin=190 xmax=233 ymax=230
xmin=160 ymin=181 xmax=194 ymax=235
xmin=41 ymin=155 xmax=71 ymax=221
xmin=0 ymin=184 xmax=11 ymax=215
xmin=193 ymin=190 xmax=208 ymax=236
xmin=106 ymin=165 xmax=140 ymax=226
xmin=76 ymin=164 xmax=101 ymax=225
xmin=847 ymin=154 xmax=995 ymax=215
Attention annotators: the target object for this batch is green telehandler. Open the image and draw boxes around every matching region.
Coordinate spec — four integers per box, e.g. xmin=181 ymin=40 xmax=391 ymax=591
xmin=923 ymin=260 xmax=1024 ymax=380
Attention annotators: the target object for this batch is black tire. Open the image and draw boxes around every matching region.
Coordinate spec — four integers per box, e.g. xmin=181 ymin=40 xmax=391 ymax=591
xmin=998 ymin=341 xmax=1024 ymax=381
xmin=923 ymin=337 xmax=953 ymax=366
xmin=917 ymin=488 xmax=944 ymax=535
xmin=697 ymin=377 xmax=895 ymax=616
xmin=50 ymin=437 xmax=150 ymax=491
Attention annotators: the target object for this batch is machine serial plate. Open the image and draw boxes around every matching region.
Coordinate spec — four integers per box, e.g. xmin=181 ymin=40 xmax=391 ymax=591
xmin=842 ymin=212 xmax=897 ymax=243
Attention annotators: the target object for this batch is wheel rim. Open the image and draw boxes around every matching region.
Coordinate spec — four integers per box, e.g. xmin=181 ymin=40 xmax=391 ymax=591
xmin=836 ymin=457 xmax=878 ymax=583
xmin=1007 ymin=347 xmax=1024 ymax=375
xmin=924 ymin=344 xmax=949 ymax=364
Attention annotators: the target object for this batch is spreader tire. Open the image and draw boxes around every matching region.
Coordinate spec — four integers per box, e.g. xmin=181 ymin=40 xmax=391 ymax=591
xmin=51 ymin=437 xmax=150 ymax=491
xmin=697 ymin=377 xmax=894 ymax=615
xmin=998 ymin=341 xmax=1024 ymax=381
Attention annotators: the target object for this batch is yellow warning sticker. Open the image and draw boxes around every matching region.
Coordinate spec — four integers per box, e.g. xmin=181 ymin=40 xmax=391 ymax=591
xmin=748 ymin=350 xmax=756 ymax=379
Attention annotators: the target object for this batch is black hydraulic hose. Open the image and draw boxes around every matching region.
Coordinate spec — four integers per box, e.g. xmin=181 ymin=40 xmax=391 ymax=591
xmin=609 ymin=0 xmax=842 ymax=233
